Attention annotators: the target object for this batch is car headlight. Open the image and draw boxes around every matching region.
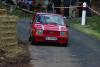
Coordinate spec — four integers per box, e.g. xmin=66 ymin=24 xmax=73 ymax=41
xmin=36 ymin=30 xmax=43 ymax=35
xmin=60 ymin=32 xmax=67 ymax=36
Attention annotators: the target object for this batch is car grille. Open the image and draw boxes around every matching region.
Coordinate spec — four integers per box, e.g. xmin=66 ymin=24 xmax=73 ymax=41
xmin=43 ymin=30 xmax=60 ymax=36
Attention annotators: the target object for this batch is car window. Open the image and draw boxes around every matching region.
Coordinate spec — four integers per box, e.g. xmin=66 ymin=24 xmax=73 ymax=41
xmin=32 ymin=14 xmax=37 ymax=23
xmin=36 ymin=15 xmax=45 ymax=23
xmin=43 ymin=15 xmax=65 ymax=25
xmin=35 ymin=14 xmax=65 ymax=25
xmin=36 ymin=16 xmax=41 ymax=22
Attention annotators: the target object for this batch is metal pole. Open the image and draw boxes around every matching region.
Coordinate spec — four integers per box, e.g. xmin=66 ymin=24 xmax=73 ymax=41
xmin=81 ymin=2 xmax=87 ymax=26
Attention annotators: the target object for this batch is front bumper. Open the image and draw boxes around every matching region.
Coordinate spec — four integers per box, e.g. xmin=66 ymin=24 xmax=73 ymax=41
xmin=33 ymin=35 xmax=68 ymax=44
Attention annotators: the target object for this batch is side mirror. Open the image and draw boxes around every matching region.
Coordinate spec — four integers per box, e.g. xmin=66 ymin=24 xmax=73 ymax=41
xmin=66 ymin=24 xmax=70 ymax=27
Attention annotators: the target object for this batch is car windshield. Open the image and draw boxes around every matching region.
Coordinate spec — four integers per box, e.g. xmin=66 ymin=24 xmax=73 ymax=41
xmin=36 ymin=15 xmax=65 ymax=25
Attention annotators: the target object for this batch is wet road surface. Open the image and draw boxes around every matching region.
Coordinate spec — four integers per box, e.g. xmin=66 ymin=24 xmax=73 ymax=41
xmin=17 ymin=18 xmax=100 ymax=67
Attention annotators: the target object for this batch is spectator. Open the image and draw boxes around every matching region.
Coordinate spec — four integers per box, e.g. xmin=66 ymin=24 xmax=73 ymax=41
xmin=63 ymin=0 xmax=70 ymax=17
xmin=37 ymin=2 xmax=42 ymax=11
xmin=52 ymin=0 xmax=61 ymax=14
xmin=42 ymin=0 xmax=49 ymax=12
xmin=47 ymin=0 xmax=53 ymax=12
xmin=69 ymin=0 xmax=77 ymax=18
xmin=5 ymin=0 xmax=16 ymax=13
xmin=30 ymin=0 xmax=36 ymax=11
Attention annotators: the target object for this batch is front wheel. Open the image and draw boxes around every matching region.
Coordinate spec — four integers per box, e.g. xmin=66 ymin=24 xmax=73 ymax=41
xmin=29 ymin=36 xmax=35 ymax=45
xmin=62 ymin=42 xmax=68 ymax=47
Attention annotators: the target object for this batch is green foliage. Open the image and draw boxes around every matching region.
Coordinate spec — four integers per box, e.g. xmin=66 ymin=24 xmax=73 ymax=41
xmin=70 ymin=16 xmax=100 ymax=33
xmin=86 ymin=16 xmax=100 ymax=33
xmin=70 ymin=16 xmax=100 ymax=39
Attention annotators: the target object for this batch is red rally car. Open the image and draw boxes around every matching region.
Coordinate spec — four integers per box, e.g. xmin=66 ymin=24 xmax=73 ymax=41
xmin=29 ymin=13 xmax=69 ymax=46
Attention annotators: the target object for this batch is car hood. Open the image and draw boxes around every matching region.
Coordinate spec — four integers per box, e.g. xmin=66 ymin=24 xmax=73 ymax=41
xmin=34 ymin=24 xmax=68 ymax=31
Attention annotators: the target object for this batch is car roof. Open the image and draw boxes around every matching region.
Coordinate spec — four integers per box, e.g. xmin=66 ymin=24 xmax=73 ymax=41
xmin=36 ymin=12 xmax=62 ymax=17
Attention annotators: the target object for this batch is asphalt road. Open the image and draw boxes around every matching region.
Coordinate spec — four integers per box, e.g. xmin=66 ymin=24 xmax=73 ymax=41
xmin=17 ymin=19 xmax=100 ymax=67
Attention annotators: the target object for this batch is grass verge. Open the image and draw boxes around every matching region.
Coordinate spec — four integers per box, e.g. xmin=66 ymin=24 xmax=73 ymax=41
xmin=69 ymin=16 xmax=100 ymax=39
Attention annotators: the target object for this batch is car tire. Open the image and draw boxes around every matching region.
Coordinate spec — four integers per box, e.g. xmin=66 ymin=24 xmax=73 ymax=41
xmin=29 ymin=36 xmax=35 ymax=45
xmin=62 ymin=42 xmax=68 ymax=47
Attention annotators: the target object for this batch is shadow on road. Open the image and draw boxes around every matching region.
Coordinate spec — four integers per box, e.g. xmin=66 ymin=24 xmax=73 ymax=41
xmin=29 ymin=41 xmax=70 ymax=47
